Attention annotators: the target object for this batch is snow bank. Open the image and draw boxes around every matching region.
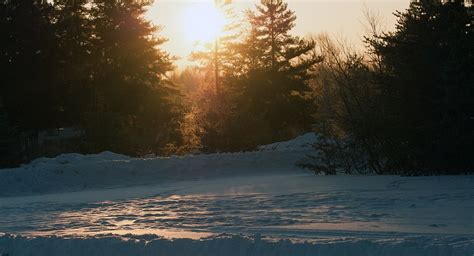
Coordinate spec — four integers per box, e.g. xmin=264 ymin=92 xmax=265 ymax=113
xmin=258 ymin=133 xmax=318 ymax=152
xmin=0 ymin=134 xmax=318 ymax=196
xmin=1 ymin=233 xmax=473 ymax=256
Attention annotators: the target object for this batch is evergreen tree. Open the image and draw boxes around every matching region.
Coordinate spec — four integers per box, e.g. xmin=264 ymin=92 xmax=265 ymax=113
xmin=231 ymin=0 xmax=321 ymax=146
xmin=0 ymin=0 xmax=61 ymax=130
xmin=85 ymin=0 xmax=180 ymax=154
xmin=52 ymin=0 xmax=94 ymax=125
xmin=367 ymin=1 xmax=474 ymax=173
xmin=0 ymin=0 xmax=183 ymax=158
xmin=236 ymin=0 xmax=318 ymax=74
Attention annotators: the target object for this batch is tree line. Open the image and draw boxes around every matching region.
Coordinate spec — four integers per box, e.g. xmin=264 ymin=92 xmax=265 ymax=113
xmin=306 ymin=0 xmax=473 ymax=175
xmin=0 ymin=0 xmax=180 ymax=163
xmin=1 ymin=0 xmax=473 ymax=175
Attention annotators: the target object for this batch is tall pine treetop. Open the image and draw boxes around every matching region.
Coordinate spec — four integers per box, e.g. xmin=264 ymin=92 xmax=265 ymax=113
xmin=240 ymin=0 xmax=319 ymax=79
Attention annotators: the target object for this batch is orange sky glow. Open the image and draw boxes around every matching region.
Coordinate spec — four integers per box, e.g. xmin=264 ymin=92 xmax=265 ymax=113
xmin=146 ymin=0 xmax=410 ymax=68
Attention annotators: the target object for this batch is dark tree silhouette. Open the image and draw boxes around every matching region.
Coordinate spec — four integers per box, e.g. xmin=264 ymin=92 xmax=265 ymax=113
xmin=306 ymin=2 xmax=473 ymax=175
xmin=53 ymin=0 xmax=94 ymax=125
xmin=230 ymin=0 xmax=321 ymax=147
xmin=86 ymin=0 xmax=179 ymax=154
xmin=0 ymin=0 xmax=60 ymax=130
xmin=366 ymin=1 xmax=474 ymax=173
xmin=0 ymin=0 xmax=182 ymax=162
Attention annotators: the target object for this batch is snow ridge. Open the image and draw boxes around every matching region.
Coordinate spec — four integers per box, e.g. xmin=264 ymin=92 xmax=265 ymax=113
xmin=0 ymin=134 xmax=317 ymax=196
xmin=1 ymin=233 xmax=473 ymax=256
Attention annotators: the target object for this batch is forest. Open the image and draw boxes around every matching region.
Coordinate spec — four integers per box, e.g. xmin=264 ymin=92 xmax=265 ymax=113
xmin=0 ymin=0 xmax=473 ymax=175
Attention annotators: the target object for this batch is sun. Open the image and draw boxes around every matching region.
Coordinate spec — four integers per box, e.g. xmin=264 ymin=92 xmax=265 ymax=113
xmin=183 ymin=1 xmax=226 ymax=44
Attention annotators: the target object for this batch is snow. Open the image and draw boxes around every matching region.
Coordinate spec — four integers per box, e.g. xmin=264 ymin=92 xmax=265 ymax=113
xmin=0 ymin=133 xmax=473 ymax=255
xmin=0 ymin=233 xmax=473 ymax=256
xmin=258 ymin=133 xmax=318 ymax=152
xmin=0 ymin=135 xmax=315 ymax=197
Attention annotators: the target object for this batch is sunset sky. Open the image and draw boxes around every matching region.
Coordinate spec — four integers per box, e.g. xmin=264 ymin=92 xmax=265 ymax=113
xmin=147 ymin=0 xmax=410 ymax=68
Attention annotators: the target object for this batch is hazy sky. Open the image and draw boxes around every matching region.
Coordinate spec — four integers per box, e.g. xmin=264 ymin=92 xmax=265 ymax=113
xmin=147 ymin=0 xmax=410 ymax=68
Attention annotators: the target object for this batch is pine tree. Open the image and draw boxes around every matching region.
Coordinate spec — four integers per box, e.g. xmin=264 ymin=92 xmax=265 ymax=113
xmin=87 ymin=0 xmax=179 ymax=154
xmin=52 ymin=0 xmax=94 ymax=125
xmin=231 ymin=0 xmax=321 ymax=145
xmin=367 ymin=1 xmax=474 ymax=173
xmin=0 ymin=0 xmax=61 ymax=130
xmin=237 ymin=0 xmax=318 ymax=75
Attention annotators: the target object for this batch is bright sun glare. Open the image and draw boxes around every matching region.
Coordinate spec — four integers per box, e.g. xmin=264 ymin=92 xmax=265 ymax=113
xmin=183 ymin=1 xmax=226 ymax=44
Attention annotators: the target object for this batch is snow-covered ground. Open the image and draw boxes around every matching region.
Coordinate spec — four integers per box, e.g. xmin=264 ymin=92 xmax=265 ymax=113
xmin=0 ymin=133 xmax=317 ymax=197
xmin=0 ymin=133 xmax=473 ymax=255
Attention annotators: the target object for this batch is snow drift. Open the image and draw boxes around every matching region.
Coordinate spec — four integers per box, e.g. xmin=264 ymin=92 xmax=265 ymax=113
xmin=1 ymin=233 xmax=473 ymax=256
xmin=0 ymin=134 xmax=316 ymax=196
